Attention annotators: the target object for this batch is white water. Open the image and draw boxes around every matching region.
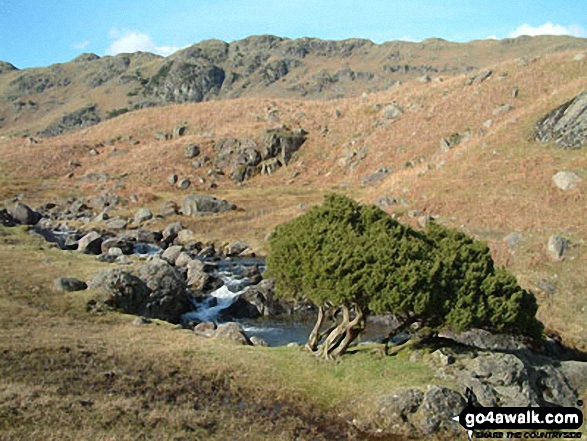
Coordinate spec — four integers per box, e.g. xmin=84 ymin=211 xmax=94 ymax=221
xmin=182 ymin=272 xmax=251 ymax=323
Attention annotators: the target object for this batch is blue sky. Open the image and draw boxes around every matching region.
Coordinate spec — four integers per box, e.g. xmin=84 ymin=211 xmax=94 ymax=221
xmin=1 ymin=0 xmax=586 ymax=68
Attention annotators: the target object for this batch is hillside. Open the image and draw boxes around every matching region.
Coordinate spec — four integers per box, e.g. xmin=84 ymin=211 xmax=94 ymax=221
xmin=1 ymin=39 xmax=586 ymax=351
xmin=0 ymin=35 xmax=586 ymax=138
xmin=1 ymin=34 xmax=587 ymax=439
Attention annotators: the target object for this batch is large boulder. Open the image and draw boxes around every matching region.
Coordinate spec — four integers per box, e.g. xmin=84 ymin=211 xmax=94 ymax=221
xmin=219 ymin=278 xmax=289 ymax=319
xmin=536 ymin=92 xmax=587 ymax=148
xmin=137 ymin=258 xmax=191 ymax=323
xmin=181 ymin=194 xmax=236 ymax=216
xmin=10 ymin=202 xmax=41 ymax=225
xmin=88 ymin=269 xmax=151 ymax=314
xmin=260 ymin=127 xmax=307 ymax=167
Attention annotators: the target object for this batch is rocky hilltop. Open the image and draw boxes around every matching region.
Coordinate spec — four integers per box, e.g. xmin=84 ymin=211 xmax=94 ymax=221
xmin=1 ymin=35 xmax=586 ymax=137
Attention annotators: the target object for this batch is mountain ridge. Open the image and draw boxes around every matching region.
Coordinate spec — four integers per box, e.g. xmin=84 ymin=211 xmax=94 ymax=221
xmin=1 ymin=34 xmax=585 ymax=138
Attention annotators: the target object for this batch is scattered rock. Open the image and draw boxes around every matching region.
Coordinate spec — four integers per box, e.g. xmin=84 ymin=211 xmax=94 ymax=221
xmin=194 ymin=321 xmax=217 ymax=337
xmin=185 ymin=144 xmax=200 ymax=158
xmin=466 ymin=69 xmax=492 ymax=85
xmin=160 ymin=200 xmax=179 ymax=216
xmin=173 ymin=125 xmax=187 ymax=138
xmin=101 ymin=237 xmax=134 ymax=255
xmin=504 ymin=232 xmax=523 ymax=250
xmin=250 ymin=336 xmax=269 ymax=347
xmin=181 ymin=194 xmax=236 ymax=216
xmin=162 ymin=245 xmax=183 ymax=264
xmin=167 ymin=174 xmax=178 ymax=186
xmin=0 ymin=209 xmax=16 ymax=227
xmin=104 ymin=217 xmax=128 ymax=230
xmin=547 ymin=235 xmax=568 ymax=260
xmin=493 ymin=104 xmax=514 ymax=116
xmin=155 ymin=132 xmax=171 ymax=141
xmin=225 ymin=241 xmax=249 ymax=256
xmin=439 ymin=130 xmax=470 ymax=152
xmin=175 ymin=252 xmax=192 ymax=267
xmin=10 ymin=202 xmax=41 ymax=225
xmin=417 ymin=215 xmax=434 ymax=228
xmin=177 ymin=178 xmax=191 ymax=190
xmin=381 ymin=103 xmax=403 ymax=120
xmin=162 ymin=222 xmax=184 ymax=243
xmin=212 ymin=322 xmax=252 ymax=345
xmin=133 ymin=317 xmax=152 ymax=326
xmin=137 ymin=258 xmax=191 ymax=323
xmin=53 ymin=277 xmax=87 ymax=292
xmin=361 ymin=169 xmax=390 ymax=186
xmin=77 ymin=231 xmax=103 ymax=254
xmin=552 ymin=171 xmax=581 ymax=190
xmin=134 ymin=208 xmax=153 ymax=224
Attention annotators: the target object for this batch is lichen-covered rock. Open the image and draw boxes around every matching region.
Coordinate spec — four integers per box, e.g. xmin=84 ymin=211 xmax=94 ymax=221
xmin=181 ymin=194 xmax=236 ymax=215
xmin=536 ymin=92 xmax=587 ymax=148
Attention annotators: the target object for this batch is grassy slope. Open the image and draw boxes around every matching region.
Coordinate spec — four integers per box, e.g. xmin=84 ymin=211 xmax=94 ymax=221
xmin=0 ymin=50 xmax=584 ymax=352
xmin=0 ymin=226 xmax=439 ymax=440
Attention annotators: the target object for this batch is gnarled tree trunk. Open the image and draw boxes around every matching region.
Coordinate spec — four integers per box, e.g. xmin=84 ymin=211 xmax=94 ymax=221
xmin=307 ymin=303 xmax=366 ymax=359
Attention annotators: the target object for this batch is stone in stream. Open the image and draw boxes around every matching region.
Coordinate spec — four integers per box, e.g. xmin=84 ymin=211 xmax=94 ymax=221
xmin=101 ymin=236 xmax=135 ymax=255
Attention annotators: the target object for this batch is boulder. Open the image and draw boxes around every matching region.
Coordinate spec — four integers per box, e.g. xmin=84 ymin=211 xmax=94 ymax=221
xmin=412 ymin=386 xmax=465 ymax=436
xmin=167 ymin=174 xmax=178 ymax=186
xmin=11 ymin=202 xmax=41 ymax=225
xmin=185 ymin=144 xmax=200 ymax=158
xmin=552 ymin=171 xmax=581 ymax=190
xmin=225 ymin=241 xmax=248 ymax=256
xmin=260 ymin=128 xmax=307 ymax=167
xmin=547 ymin=235 xmax=568 ymax=260
xmin=173 ymin=125 xmax=187 ymax=138
xmin=177 ymin=178 xmax=191 ymax=190
xmin=381 ymin=103 xmax=403 ymax=120
xmin=88 ymin=269 xmax=151 ymax=314
xmin=377 ymin=389 xmax=424 ymax=432
xmin=137 ymin=258 xmax=191 ymax=323
xmin=536 ymin=92 xmax=587 ymax=148
xmin=100 ymin=236 xmax=135 ymax=255
xmin=175 ymin=252 xmax=192 ymax=267
xmin=466 ymin=69 xmax=492 ymax=85
xmin=186 ymin=260 xmax=221 ymax=292
xmin=194 ymin=321 xmax=217 ymax=337
xmin=161 ymin=245 xmax=183 ymax=264
xmin=181 ymin=194 xmax=236 ymax=216
xmin=160 ymin=200 xmax=179 ymax=216
xmin=134 ymin=208 xmax=153 ymax=224
xmin=0 ymin=209 xmax=16 ymax=227
xmin=104 ymin=217 xmax=128 ymax=230
xmin=53 ymin=277 xmax=87 ymax=292
xmin=77 ymin=231 xmax=103 ymax=254
xmin=212 ymin=322 xmax=252 ymax=345
xmin=162 ymin=222 xmax=183 ymax=243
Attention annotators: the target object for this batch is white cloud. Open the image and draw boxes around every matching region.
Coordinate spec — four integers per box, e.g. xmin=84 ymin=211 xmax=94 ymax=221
xmin=509 ymin=22 xmax=587 ymax=38
xmin=106 ymin=29 xmax=179 ymax=57
xmin=73 ymin=40 xmax=90 ymax=50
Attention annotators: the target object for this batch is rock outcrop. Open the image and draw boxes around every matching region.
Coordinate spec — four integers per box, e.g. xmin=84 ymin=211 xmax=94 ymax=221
xmin=536 ymin=92 xmax=587 ymax=148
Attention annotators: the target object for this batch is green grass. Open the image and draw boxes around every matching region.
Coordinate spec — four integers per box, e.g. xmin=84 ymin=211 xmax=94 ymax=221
xmin=0 ymin=224 xmax=437 ymax=440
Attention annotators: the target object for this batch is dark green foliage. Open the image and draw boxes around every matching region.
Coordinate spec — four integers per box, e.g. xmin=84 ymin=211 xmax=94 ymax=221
xmin=267 ymin=194 xmax=543 ymax=340
xmin=106 ymin=107 xmax=129 ymax=119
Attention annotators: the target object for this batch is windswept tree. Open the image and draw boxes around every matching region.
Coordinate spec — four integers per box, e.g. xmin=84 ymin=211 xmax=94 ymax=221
xmin=266 ymin=194 xmax=542 ymax=359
